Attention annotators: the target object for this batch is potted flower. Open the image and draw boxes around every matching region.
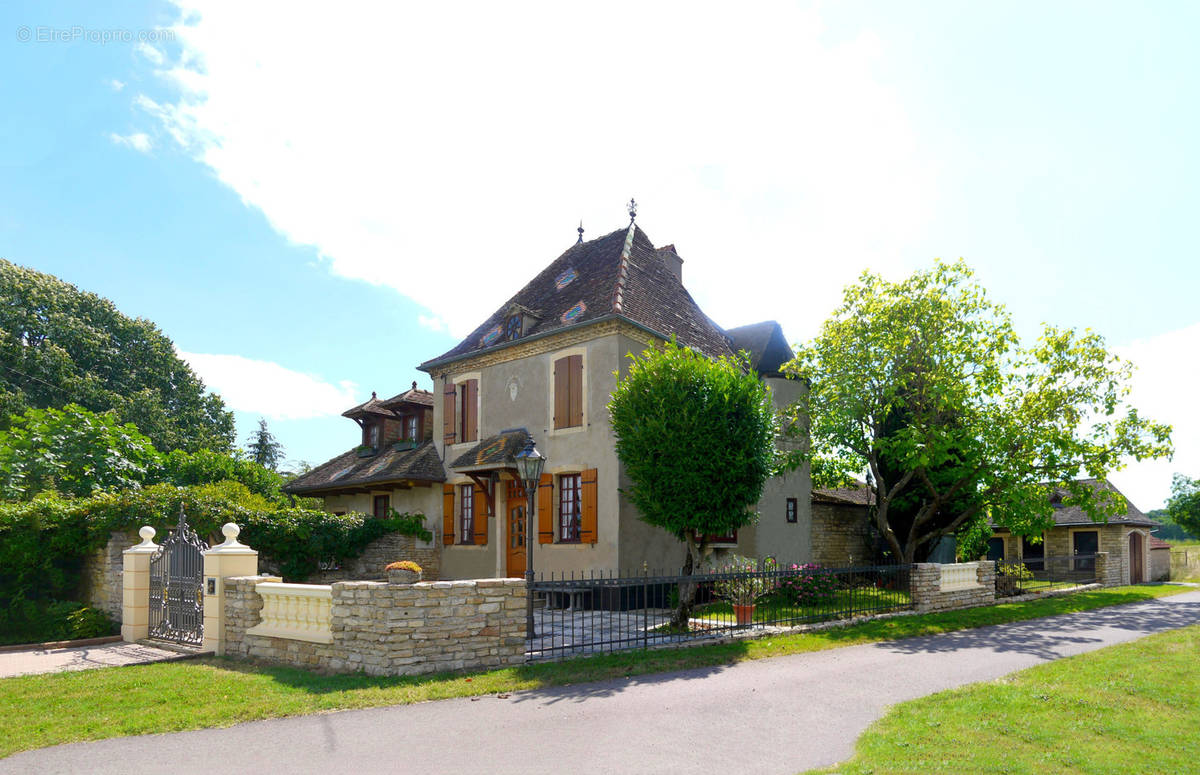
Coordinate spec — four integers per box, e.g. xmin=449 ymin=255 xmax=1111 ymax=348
xmin=386 ymin=560 xmax=423 ymax=585
xmin=710 ymin=555 xmax=774 ymax=625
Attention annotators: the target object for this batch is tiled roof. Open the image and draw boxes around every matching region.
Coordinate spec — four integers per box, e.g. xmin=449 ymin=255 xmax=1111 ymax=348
xmin=448 ymin=428 xmax=531 ymax=470
xmin=725 ymin=321 xmax=795 ymax=376
xmin=1045 ymin=479 xmax=1157 ymax=527
xmin=380 ymin=384 xmax=434 ymax=409
xmin=341 ymin=392 xmax=397 ymax=419
xmin=419 ymin=224 xmax=735 ymax=370
xmin=1148 ymin=535 xmax=1172 ymax=550
xmin=283 ymin=440 xmax=445 ymax=494
xmin=812 ymin=480 xmax=875 ymax=506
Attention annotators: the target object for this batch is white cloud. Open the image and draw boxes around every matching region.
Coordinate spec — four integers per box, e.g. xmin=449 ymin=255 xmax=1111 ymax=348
xmin=418 ymin=314 xmax=448 ymax=334
xmin=136 ymin=41 xmax=164 ymax=65
xmin=142 ymin=1 xmax=936 ymax=343
xmin=109 ymin=132 xmax=152 ymax=152
xmin=177 ymin=350 xmax=360 ymax=420
xmin=1108 ymin=322 xmax=1200 ymax=510
xmin=109 ymin=78 xmax=125 ymax=91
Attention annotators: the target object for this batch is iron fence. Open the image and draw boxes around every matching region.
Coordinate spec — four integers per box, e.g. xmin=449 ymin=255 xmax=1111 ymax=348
xmin=526 ymin=563 xmax=911 ymax=661
xmin=994 ymin=554 xmax=1097 ymax=597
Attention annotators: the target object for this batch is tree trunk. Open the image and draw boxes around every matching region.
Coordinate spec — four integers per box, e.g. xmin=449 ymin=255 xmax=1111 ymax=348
xmin=670 ymin=535 xmax=703 ymax=630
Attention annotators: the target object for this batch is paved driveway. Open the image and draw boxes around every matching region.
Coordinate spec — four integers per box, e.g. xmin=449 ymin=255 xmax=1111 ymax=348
xmin=0 ymin=641 xmax=184 ymax=679
xmin=5 ymin=590 xmax=1199 ymax=775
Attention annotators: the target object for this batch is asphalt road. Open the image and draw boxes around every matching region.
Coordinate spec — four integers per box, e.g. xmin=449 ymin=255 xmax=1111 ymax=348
xmin=6 ymin=590 xmax=1200 ymax=775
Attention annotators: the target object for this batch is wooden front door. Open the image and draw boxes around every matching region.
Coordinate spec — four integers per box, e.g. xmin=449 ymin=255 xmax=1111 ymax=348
xmin=1129 ymin=532 xmax=1144 ymax=584
xmin=506 ymin=481 xmax=526 ymax=578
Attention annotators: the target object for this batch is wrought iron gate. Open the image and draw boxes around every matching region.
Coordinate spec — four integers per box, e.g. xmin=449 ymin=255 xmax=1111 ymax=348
xmin=148 ymin=506 xmax=210 ymax=646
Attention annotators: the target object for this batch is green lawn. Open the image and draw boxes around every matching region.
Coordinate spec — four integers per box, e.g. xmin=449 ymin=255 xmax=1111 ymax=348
xmin=0 ymin=584 xmax=1191 ymax=759
xmin=693 ymin=586 xmax=910 ymax=624
xmin=810 ymin=622 xmax=1200 ymax=774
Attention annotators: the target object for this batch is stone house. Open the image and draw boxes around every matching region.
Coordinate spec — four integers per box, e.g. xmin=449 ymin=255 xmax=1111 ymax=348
xmin=987 ymin=478 xmax=1158 ymax=585
xmin=285 ymin=218 xmax=814 ymax=578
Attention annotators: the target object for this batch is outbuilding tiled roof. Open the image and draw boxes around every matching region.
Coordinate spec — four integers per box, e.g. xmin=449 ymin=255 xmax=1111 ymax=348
xmin=813 ymin=481 xmax=875 ymax=506
xmin=1044 ymin=479 xmax=1157 ymax=527
xmin=283 ymin=441 xmax=445 ymax=495
xmin=1148 ymin=535 xmax=1172 ymax=551
xmin=419 ymin=224 xmax=734 ymax=370
xmin=447 ymin=428 xmax=532 ymax=470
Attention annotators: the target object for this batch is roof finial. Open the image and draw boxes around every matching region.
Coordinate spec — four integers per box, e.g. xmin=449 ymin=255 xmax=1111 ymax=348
xmin=577 ymin=220 xmax=584 ymax=244
xmin=371 ymin=391 xmax=377 ymax=399
xmin=627 ymin=198 xmax=638 ymax=224
xmin=411 ymin=380 xmax=417 ymax=391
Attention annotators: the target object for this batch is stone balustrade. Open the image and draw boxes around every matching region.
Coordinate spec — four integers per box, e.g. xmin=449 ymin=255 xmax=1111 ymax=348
xmin=912 ymin=560 xmax=995 ymax=613
xmin=939 ymin=562 xmax=982 ymax=592
xmin=246 ymin=582 xmax=334 ymax=644
xmin=225 ymin=577 xmax=526 ymax=676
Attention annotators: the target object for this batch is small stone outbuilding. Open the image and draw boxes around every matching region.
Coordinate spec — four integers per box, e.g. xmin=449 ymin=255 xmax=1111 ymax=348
xmin=988 ymin=478 xmax=1158 ymax=586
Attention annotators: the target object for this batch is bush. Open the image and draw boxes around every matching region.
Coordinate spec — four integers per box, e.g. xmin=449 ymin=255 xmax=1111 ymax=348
xmin=777 ymin=563 xmax=840 ymax=604
xmin=709 ymin=555 xmax=777 ymax=606
xmin=0 ymin=601 xmax=116 ymax=646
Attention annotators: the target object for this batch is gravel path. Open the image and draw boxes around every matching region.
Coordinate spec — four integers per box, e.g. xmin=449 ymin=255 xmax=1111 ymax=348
xmin=5 ymin=590 xmax=1199 ymax=774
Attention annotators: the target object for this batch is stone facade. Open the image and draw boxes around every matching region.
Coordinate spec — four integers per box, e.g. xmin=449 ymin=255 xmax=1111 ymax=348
xmin=81 ymin=531 xmax=136 ymax=620
xmin=810 ymin=502 xmax=872 ymax=567
xmin=993 ymin=524 xmax=1144 ymax=586
xmin=223 ymin=575 xmax=526 ymax=676
xmin=304 ymin=532 xmax=441 ymax=583
xmin=910 ymin=561 xmax=995 ymax=613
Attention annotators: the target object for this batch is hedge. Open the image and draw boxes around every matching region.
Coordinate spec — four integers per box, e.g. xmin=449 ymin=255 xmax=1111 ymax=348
xmin=0 ymin=481 xmax=432 ymax=623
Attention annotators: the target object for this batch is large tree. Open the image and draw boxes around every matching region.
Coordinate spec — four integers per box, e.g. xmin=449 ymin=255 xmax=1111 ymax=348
xmin=1167 ymin=474 xmax=1200 ymax=538
xmin=608 ymin=338 xmax=778 ymax=628
xmin=785 ymin=260 xmax=1172 ymax=564
xmin=245 ymin=418 xmax=285 ymax=471
xmin=0 ymin=259 xmax=234 ymax=452
xmin=0 ymin=404 xmax=159 ymax=500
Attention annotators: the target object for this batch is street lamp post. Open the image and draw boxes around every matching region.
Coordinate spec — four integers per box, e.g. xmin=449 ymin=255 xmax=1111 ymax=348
xmin=512 ymin=438 xmax=545 ymax=640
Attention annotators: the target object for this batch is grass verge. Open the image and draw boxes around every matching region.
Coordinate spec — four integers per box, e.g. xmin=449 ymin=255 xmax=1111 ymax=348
xmin=809 ymin=622 xmax=1200 ymax=774
xmin=0 ymin=584 xmax=1191 ymax=759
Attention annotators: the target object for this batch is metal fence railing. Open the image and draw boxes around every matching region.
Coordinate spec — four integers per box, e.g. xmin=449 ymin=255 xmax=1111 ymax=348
xmin=994 ymin=555 xmax=1097 ymax=597
xmin=526 ymin=563 xmax=912 ymax=661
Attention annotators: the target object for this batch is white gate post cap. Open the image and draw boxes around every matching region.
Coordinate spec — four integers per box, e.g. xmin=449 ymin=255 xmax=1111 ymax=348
xmin=205 ymin=522 xmax=256 ymax=555
xmin=125 ymin=526 xmax=159 ymax=553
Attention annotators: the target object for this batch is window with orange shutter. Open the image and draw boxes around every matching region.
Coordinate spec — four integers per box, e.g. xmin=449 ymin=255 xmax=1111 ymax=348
xmin=553 ymin=355 xmax=583 ymax=429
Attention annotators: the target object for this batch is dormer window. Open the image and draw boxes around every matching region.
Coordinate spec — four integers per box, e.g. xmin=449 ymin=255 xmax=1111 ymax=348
xmin=405 ymin=414 xmax=418 ymax=441
xmin=365 ymin=423 xmax=380 ymax=450
xmin=505 ymin=314 xmax=522 ymax=341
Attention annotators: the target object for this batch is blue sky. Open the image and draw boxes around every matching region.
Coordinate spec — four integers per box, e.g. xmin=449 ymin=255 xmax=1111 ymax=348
xmin=1 ymin=1 xmax=1196 ymax=508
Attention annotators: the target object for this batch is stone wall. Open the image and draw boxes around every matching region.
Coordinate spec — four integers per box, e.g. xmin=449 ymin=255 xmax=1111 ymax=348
xmin=303 ymin=532 xmax=441 ymax=583
xmin=910 ymin=561 xmax=995 ymax=613
xmin=810 ymin=502 xmax=872 ymax=567
xmin=80 ymin=531 xmax=136 ymax=620
xmin=223 ymin=576 xmax=525 ymax=676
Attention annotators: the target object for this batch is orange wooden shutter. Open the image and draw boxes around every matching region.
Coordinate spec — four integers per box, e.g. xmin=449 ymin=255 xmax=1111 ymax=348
xmin=462 ymin=379 xmax=478 ymax=443
xmin=473 ymin=482 xmax=489 ymax=545
xmin=442 ymin=382 xmax=457 ymax=445
xmin=580 ymin=468 xmax=598 ymax=544
xmin=537 ymin=473 xmax=554 ymax=544
xmin=568 ymin=354 xmax=583 ymax=428
xmin=553 ymin=357 xmax=569 ymax=429
xmin=442 ymin=484 xmax=455 ymax=545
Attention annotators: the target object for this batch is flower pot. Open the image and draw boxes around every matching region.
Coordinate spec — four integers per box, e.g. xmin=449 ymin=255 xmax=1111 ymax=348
xmin=733 ymin=603 xmax=755 ymax=626
xmin=388 ymin=568 xmax=421 ymax=585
